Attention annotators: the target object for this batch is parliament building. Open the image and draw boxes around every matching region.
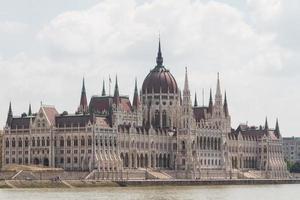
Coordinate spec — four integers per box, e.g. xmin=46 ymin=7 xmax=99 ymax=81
xmin=2 ymin=40 xmax=288 ymax=179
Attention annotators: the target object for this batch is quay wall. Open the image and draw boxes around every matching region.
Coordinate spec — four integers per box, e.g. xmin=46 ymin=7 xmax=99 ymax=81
xmin=116 ymin=179 xmax=300 ymax=187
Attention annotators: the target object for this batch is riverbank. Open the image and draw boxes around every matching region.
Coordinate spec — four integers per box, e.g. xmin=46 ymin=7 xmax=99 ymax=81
xmin=0 ymin=179 xmax=299 ymax=188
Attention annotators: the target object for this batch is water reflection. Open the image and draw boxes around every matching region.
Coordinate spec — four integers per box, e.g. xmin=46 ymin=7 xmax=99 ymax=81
xmin=0 ymin=184 xmax=299 ymax=200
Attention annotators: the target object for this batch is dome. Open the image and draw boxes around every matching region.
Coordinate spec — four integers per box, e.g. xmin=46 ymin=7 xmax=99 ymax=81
xmin=142 ymin=67 xmax=178 ymax=94
xmin=142 ymin=40 xmax=178 ymax=94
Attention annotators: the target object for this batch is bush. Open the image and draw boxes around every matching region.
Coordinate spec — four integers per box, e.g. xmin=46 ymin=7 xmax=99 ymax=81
xmin=290 ymin=162 xmax=300 ymax=173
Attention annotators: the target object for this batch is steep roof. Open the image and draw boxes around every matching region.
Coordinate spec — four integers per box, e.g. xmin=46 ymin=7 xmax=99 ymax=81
xmin=55 ymin=114 xmax=92 ymax=128
xmin=42 ymin=106 xmax=58 ymax=125
xmin=193 ymin=106 xmax=208 ymax=122
xmin=10 ymin=116 xmax=35 ymax=129
xmin=89 ymin=95 xmax=132 ymax=114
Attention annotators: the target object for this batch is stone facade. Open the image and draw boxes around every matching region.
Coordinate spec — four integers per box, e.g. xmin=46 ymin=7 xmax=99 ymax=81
xmin=0 ymin=130 xmax=2 ymax=169
xmin=283 ymin=137 xmax=300 ymax=164
xmin=2 ymin=40 xmax=288 ymax=179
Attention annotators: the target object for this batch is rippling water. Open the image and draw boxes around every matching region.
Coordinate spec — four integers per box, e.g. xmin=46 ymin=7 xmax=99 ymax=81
xmin=0 ymin=184 xmax=299 ymax=200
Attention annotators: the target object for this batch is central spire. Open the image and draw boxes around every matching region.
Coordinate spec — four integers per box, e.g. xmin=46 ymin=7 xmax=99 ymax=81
xmin=78 ymin=77 xmax=88 ymax=114
xmin=156 ymin=37 xmax=164 ymax=67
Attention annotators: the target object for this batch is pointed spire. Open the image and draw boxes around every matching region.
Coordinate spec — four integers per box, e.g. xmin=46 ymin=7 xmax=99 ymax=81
xmin=214 ymin=72 xmax=223 ymax=108
xmin=28 ymin=103 xmax=32 ymax=116
xmin=208 ymin=88 xmax=213 ymax=113
xmin=183 ymin=67 xmax=190 ymax=96
xmin=264 ymin=117 xmax=269 ymax=131
xmin=275 ymin=118 xmax=280 ymax=137
xmin=78 ymin=77 xmax=88 ymax=113
xmin=194 ymin=92 xmax=198 ymax=107
xmin=223 ymin=91 xmax=229 ymax=117
xmin=102 ymin=79 xmax=106 ymax=96
xmin=156 ymin=36 xmax=164 ymax=67
xmin=113 ymin=75 xmax=120 ymax=106
xmin=6 ymin=101 xmax=13 ymax=126
xmin=133 ymin=78 xmax=140 ymax=110
xmin=216 ymin=72 xmax=221 ymax=95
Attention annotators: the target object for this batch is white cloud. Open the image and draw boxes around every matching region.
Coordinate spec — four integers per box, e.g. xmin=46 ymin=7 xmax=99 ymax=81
xmin=0 ymin=0 xmax=299 ymax=136
xmin=0 ymin=21 xmax=29 ymax=34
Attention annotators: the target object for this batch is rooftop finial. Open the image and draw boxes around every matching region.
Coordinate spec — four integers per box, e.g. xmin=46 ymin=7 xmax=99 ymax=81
xmin=78 ymin=77 xmax=88 ymax=113
xmin=208 ymin=88 xmax=213 ymax=113
xmin=223 ymin=91 xmax=229 ymax=117
xmin=264 ymin=117 xmax=269 ymax=131
xmin=6 ymin=101 xmax=13 ymax=126
xmin=194 ymin=92 xmax=198 ymax=107
xmin=156 ymin=36 xmax=163 ymax=67
xmin=275 ymin=118 xmax=280 ymax=136
xmin=28 ymin=103 xmax=32 ymax=116
xmin=102 ymin=79 xmax=106 ymax=96
xmin=133 ymin=78 xmax=140 ymax=110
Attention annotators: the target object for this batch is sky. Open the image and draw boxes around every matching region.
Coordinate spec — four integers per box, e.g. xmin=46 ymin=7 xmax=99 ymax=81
xmin=0 ymin=0 xmax=299 ymax=136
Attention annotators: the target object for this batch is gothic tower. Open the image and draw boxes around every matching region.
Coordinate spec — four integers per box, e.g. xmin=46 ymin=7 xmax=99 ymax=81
xmin=141 ymin=38 xmax=180 ymax=129
xmin=77 ymin=78 xmax=88 ymax=114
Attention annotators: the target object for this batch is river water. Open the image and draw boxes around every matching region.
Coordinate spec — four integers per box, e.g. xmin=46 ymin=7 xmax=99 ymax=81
xmin=0 ymin=184 xmax=299 ymax=200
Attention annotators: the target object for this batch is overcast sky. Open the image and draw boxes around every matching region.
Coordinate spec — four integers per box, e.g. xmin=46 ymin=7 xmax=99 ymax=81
xmin=0 ymin=0 xmax=299 ymax=136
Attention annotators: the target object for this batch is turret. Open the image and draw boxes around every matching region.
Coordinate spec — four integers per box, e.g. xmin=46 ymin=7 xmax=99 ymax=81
xmin=156 ymin=37 xmax=163 ymax=67
xmin=183 ymin=67 xmax=190 ymax=96
xmin=132 ymin=78 xmax=140 ymax=111
xmin=101 ymin=80 xmax=106 ymax=96
xmin=275 ymin=118 xmax=281 ymax=138
xmin=194 ymin=92 xmax=198 ymax=107
xmin=208 ymin=88 xmax=213 ymax=114
xmin=6 ymin=102 xmax=13 ymax=127
xmin=182 ymin=67 xmax=193 ymax=129
xmin=28 ymin=103 xmax=32 ymax=116
xmin=113 ymin=75 xmax=120 ymax=107
xmin=264 ymin=117 xmax=269 ymax=131
xmin=223 ymin=91 xmax=229 ymax=117
xmin=214 ymin=73 xmax=222 ymax=107
xmin=78 ymin=78 xmax=88 ymax=113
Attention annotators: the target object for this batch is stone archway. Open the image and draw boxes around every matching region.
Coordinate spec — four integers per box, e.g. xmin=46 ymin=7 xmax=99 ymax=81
xmin=33 ymin=158 xmax=39 ymax=165
xmin=43 ymin=157 xmax=49 ymax=166
xmin=125 ymin=153 xmax=129 ymax=168
xmin=163 ymin=154 xmax=167 ymax=168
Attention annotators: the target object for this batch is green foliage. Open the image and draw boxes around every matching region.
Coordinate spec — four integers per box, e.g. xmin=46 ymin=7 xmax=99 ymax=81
xmin=285 ymin=159 xmax=293 ymax=171
xmin=290 ymin=162 xmax=300 ymax=173
xmin=285 ymin=159 xmax=300 ymax=173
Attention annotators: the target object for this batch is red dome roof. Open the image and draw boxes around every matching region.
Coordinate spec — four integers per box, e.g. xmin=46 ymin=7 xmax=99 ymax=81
xmin=142 ymin=67 xmax=178 ymax=94
xmin=142 ymin=39 xmax=178 ymax=94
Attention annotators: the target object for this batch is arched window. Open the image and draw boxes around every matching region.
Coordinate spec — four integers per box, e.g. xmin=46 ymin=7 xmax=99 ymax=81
xmin=182 ymin=141 xmax=185 ymax=150
xmin=23 ymin=137 xmax=28 ymax=147
xmin=46 ymin=137 xmax=50 ymax=146
xmin=12 ymin=138 xmax=15 ymax=147
xmin=37 ymin=137 xmax=40 ymax=147
xmin=41 ymin=137 xmax=45 ymax=146
xmin=214 ymin=138 xmax=218 ymax=150
xmin=81 ymin=136 xmax=85 ymax=146
xmin=155 ymin=110 xmax=160 ymax=127
xmin=60 ymin=136 xmax=64 ymax=147
xmin=207 ymin=138 xmax=210 ymax=150
xmin=200 ymin=137 xmax=203 ymax=149
xmin=5 ymin=139 xmax=9 ymax=147
xmin=100 ymin=136 xmax=103 ymax=146
xmin=74 ymin=136 xmax=78 ymax=146
xmin=18 ymin=138 xmax=22 ymax=147
xmin=104 ymin=137 xmax=107 ymax=146
xmin=32 ymin=137 xmax=35 ymax=147
xmin=114 ymin=137 xmax=117 ymax=147
xmin=88 ymin=136 xmax=92 ymax=146
xmin=67 ymin=137 xmax=71 ymax=146
xmin=162 ymin=110 xmax=167 ymax=127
